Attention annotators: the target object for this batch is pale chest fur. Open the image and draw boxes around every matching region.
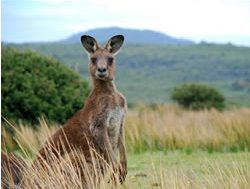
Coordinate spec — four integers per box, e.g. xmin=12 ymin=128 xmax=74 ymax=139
xmin=107 ymin=106 xmax=125 ymax=150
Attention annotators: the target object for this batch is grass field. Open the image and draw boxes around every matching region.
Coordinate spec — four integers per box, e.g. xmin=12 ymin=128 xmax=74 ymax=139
xmin=2 ymin=105 xmax=250 ymax=188
xmin=125 ymin=151 xmax=249 ymax=189
xmin=2 ymin=150 xmax=250 ymax=189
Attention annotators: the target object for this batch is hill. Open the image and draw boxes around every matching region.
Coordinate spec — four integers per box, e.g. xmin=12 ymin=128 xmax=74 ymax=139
xmin=6 ymin=42 xmax=250 ymax=107
xmin=60 ymin=27 xmax=194 ymax=45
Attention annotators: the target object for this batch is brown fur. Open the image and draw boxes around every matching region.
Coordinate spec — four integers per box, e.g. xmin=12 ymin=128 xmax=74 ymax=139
xmin=35 ymin=35 xmax=127 ymax=183
xmin=1 ymin=152 xmax=26 ymax=189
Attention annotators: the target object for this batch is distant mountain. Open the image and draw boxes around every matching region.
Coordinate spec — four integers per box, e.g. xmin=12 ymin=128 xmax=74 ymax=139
xmin=60 ymin=27 xmax=194 ymax=45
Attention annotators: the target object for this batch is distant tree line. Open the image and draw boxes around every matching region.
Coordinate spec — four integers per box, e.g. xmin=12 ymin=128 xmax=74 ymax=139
xmin=10 ymin=42 xmax=250 ymax=106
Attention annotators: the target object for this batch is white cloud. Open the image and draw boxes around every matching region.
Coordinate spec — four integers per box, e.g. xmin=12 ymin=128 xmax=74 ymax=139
xmin=2 ymin=0 xmax=250 ymax=44
xmin=66 ymin=0 xmax=250 ymax=37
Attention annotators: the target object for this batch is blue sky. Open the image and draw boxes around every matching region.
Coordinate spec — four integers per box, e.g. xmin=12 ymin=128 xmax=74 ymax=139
xmin=2 ymin=0 xmax=250 ymax=46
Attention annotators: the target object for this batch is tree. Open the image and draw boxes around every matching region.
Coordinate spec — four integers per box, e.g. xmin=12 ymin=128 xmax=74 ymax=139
xmin=1 ymin=46 xmax=90 ymax=124
xmin=171 ymin=84 xmax=225 ymax=110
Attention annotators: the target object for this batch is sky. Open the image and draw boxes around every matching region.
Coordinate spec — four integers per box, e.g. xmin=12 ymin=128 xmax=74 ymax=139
xmin=2 ymin=0 xmax=250 ymax=46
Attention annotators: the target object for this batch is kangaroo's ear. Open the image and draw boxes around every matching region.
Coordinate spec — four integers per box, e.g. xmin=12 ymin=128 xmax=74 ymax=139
xmin=104 ymin=35 xmax=124 ymax=55
xmin=81 ymin=35 xmax=99 ymax=55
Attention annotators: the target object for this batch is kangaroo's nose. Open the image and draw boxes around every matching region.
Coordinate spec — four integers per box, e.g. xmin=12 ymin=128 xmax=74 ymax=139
xmin=97 ymin=67 xmax=107 ymax=73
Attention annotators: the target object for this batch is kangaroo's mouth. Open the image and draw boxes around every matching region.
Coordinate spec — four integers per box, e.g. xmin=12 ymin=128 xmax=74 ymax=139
xmin=96 ymin=72 xmax=108 ymax=80
xmin=97 ymin=73 xmax=106 ymax=78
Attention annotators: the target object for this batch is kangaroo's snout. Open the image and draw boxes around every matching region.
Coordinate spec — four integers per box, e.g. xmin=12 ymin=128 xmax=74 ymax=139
xmin=97 ymin=67 xmax=107 ymax=73
xmin=96 ymin=66 xmax=107 ymax=78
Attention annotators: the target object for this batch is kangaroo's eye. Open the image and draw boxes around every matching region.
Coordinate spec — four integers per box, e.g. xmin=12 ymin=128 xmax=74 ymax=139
xmin=108 ymin=57 xmax=113 ymax=65
xmin=91 ymin=57 xmax=97 ymax=65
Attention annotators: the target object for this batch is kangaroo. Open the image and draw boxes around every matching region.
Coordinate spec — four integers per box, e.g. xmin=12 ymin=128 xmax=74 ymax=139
xmin=35 ymin=35 xmax=127 ymax=183
xmin=1 ymin=35 xmax=127 ymax=187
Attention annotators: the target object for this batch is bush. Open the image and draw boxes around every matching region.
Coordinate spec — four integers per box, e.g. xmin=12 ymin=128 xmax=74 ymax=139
xmin=171 ymin=84 xmax=225 ymax=110
xmin=1 ymin=46 xmax=90 ymax=124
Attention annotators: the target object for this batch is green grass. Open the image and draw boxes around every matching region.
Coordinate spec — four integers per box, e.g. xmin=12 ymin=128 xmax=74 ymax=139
xmin=125 ymin=151 xmax=250 ymax=188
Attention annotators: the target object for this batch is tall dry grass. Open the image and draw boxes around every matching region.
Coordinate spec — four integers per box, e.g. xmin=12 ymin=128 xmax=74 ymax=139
xmin=1 ymin=105 xmax=250 ymax=188
xmin=125 ymin=104 xmax=250 ymax=152
xmin=2 ymin=104 xmax=250 ymax=154
xmin=2 ymin=119 xmax=122 ymax=189
xmin=18 ymin=147 xmax=121 ymax=189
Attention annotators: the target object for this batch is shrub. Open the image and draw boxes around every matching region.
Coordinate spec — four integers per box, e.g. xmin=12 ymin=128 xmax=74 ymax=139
xmin=171 ymin=84 xmax=225 ymax=110
xmin=1 ymin=46 xmax=90 ymax=124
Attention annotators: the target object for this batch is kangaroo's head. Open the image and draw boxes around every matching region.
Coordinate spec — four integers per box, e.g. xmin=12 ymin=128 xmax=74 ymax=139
xmin=81 ymin=35 xmax=124 ymax=81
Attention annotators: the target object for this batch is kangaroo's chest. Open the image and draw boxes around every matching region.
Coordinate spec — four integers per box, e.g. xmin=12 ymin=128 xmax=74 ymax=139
xmin=107 ymin=106 xmax=125 ymax=149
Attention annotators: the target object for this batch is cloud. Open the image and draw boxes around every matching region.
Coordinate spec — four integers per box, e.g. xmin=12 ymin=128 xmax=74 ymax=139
xmin=2 ymin=0 xmax=250 ymax=43
xmin=63 ymin=0 xmax=250 ymax=36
